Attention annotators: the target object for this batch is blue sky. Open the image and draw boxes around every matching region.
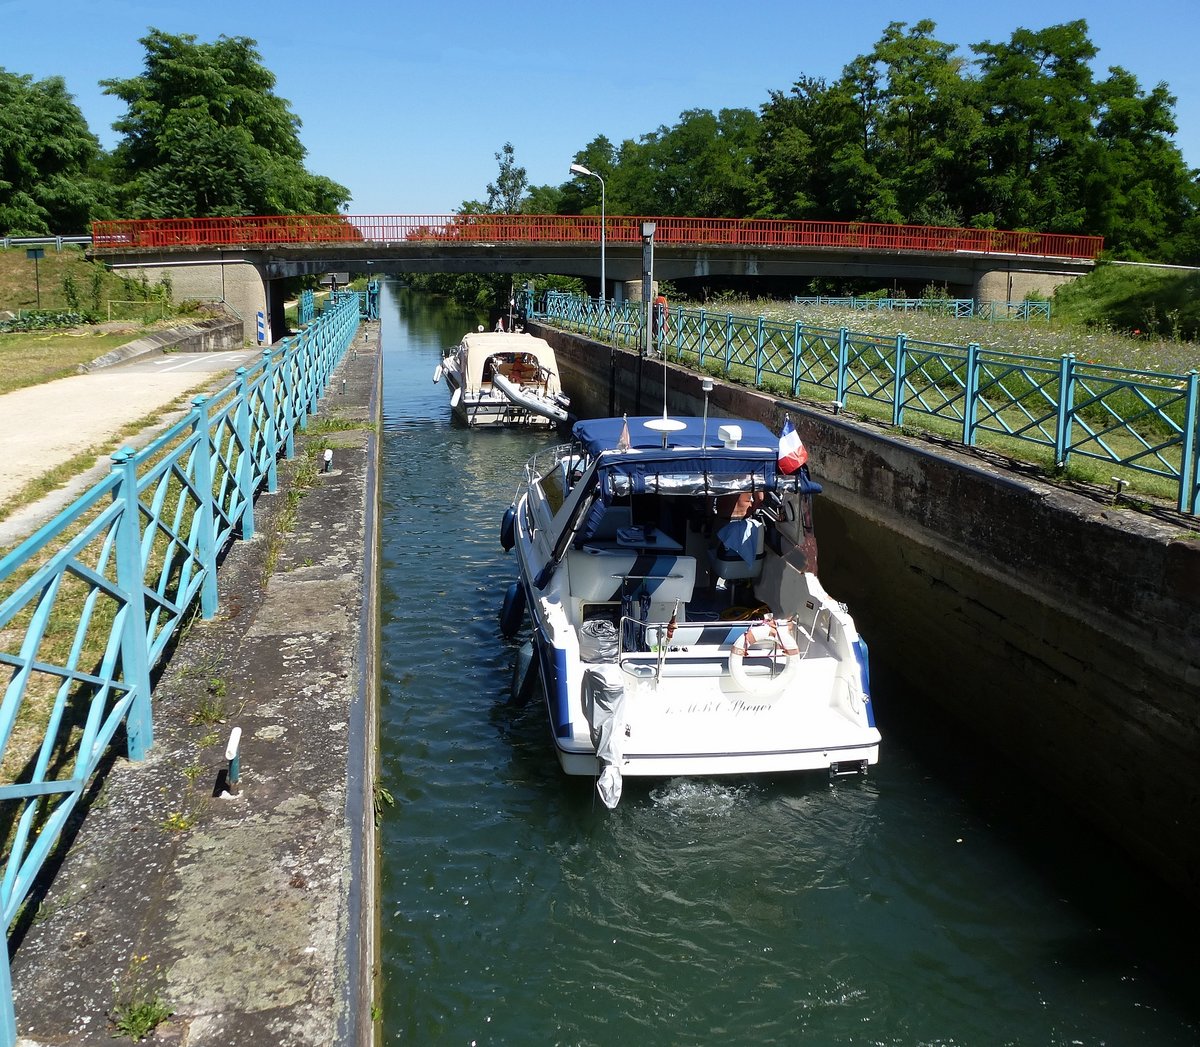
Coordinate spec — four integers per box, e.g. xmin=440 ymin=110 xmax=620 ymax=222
xmin=3 ymin=0 xmax=1198 ymax=219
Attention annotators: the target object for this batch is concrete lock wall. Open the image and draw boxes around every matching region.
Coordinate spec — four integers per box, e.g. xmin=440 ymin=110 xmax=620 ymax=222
xmin=535 ymin=322 xmax=1200 ymax=896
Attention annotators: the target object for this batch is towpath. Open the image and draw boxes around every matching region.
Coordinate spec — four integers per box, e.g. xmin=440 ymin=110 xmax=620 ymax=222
xmin=4 ymin=327 xmax=381 ymax=1044
xmin=0 ymin=348 xmax=260 ymax=548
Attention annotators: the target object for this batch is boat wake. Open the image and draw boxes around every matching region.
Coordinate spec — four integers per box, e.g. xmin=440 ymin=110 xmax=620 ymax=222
xmin=649 ymin=778 xmax=754 ymax=817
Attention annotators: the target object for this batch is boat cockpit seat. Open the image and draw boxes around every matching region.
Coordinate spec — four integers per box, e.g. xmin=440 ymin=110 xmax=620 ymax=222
xmin=582 ymin=506 xmax=631 ymax=542
xmin=567 ymin=548 xmax=696 ymax=607
xmin=708 ymin=518 xmax=765 ymax=581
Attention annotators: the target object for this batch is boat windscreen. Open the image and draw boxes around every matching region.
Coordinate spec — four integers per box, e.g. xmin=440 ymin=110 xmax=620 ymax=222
xmin=596 ymin=457 xmax=822 ymax=501
xmin=601 ymin=461 xmax=774 ymax=499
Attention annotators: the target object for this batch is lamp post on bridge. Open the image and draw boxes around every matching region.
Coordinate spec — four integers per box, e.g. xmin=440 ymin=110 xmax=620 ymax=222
xmin=569 ymin=163 xmax=605 ymax=304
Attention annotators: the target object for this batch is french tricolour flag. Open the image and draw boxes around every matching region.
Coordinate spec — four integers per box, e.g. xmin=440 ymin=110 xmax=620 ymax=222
xmin=777 ymin=417 xmax=807 ymax=474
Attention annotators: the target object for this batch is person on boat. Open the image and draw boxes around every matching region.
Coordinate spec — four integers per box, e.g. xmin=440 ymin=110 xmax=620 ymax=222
xmin=509 ymin=354 xmax=537 ymax=385
xmin=495 ymin=317 xmax=505 ymax=332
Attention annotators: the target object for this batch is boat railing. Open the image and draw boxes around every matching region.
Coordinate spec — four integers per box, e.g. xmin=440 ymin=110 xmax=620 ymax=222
xmin=615 ymin=610 xmax=822 ymax=685
xmin=523 ymin=443 xmax=576 ymax=487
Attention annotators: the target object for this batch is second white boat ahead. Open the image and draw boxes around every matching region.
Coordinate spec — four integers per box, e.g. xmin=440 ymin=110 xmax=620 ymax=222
xmin=434 ymin=329 xmax=570 ymax=428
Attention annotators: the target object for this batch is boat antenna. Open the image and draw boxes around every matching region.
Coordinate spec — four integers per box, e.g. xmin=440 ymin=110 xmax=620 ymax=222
xmin=662 ymin=345 xmax=669 ymax=421
xmin=701 ymin=377 xmax=713 ymax=450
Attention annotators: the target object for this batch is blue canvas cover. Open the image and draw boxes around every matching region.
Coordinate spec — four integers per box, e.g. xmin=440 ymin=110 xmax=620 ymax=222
xmin=573 ymin=416 xmax=778 ymax=456
xmin=571 ymin=416 xmax=822 ymax=501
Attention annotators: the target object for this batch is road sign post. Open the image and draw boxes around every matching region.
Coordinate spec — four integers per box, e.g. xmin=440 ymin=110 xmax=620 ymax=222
xmin=25 ymin=248 xmax=44 ymax=309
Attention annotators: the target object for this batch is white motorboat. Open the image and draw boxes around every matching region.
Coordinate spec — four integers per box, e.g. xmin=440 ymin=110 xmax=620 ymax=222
xmin=434 ymin=329 xmax=569 ymax=428
xmin=499 ymin=407 xmax=880 ymax=807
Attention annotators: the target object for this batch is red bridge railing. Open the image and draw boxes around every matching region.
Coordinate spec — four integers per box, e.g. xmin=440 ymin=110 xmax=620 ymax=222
xmin=91 ymin=214 xmax=1104 ymax=260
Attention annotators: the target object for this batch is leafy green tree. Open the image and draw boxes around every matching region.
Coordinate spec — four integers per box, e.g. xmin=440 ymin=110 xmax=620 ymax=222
xmin=559 ymin=136 xmax=617 ymax=215
xmin=971 ymin=21 xmax=1100 ymax=232
xmin=858 ymin=20 xmax=982 ymax=225
xmin=750 ymin=17 xmax=1196 ymax=260
xmin=522 ymin=183 xmax=564 ymax=214
xmin=101 ymin=28 xmax=348 ymax=218
xmin=0 ymin=68 xmax=111 ymax=234
xmin=1085 ymin=68 xmax=1199 ymax=261
xmin=755 ymin=23 xmax=980 ymax=226
xmin=608 ymin=109 xmax=761 ymax=216
xmin=752 ymin=75 xmax=830 ymax=218
xmin=486 ymin=142 xmax=528 ymax=214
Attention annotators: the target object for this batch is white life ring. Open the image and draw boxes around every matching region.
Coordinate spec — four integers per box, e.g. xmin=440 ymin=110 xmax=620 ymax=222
xmin=728 ymin=617 xmax=801 ymax=696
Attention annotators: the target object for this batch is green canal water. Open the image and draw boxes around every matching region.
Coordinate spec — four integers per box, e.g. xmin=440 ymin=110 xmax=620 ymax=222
xmin=376 ymin=284 xmax=1198 ymax=1045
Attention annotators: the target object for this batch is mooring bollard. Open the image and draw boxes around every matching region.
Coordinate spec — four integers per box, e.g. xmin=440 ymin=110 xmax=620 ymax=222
xmin=226 ymin=726 xmax=242 ymax=796
xmin=341 ymin=378 xmax=347 ymax=394
xmin=323 ymin=448 xmax=333 ymax=473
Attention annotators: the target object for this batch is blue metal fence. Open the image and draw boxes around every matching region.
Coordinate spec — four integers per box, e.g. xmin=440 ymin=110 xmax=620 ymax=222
xmin=537 ymin=292 xmax=1199 ymax=515
xmin=0 ymin=290 xmax=365 ymax=1044
xmin=298 ymin=288 xmax=315 ymax=325
xmin=791 ymin=296 xmax=1051 ymax=320
xmin=332 ymin=286 xmax=380 ymax=321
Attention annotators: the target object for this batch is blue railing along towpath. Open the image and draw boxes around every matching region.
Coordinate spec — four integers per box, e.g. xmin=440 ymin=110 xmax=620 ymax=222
xmin=536 ymin=293 xmax=1200 ymax=516
xmin=792 ymin=296 xmax=1053 ymax=321
xmin=0 ymin=284 xmax=375 ymax=1044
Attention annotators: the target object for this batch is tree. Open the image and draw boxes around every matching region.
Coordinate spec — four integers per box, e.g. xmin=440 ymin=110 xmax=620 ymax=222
xmin=604 ymin=109 xmax=761 ymax=216
xmin=1086 ymin=68 xmax=1199 ymax=261
xmin=0 ymin=68 xmax=111 ymax=234
xmin=522 ymin=183 xmax=564 ymax=214
xmin=753 ymin=76 xmax=830 ymax=218
xmin=971 ymin=21 xmax=1100 ymax=231
xmin=485 ymin=142 xmax=528 ymax=214
xmin=101 ymin=28 xmax=348 ymax=218
xmin=856 ymin=20 xmax=982 ymax=225
xmin=559 ymin=136 xmax=617 ymax=215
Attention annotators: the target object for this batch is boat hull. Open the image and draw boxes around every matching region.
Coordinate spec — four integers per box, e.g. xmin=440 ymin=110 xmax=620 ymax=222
xmin=529 ymin=620 xmax=880 ymax=778
xmin=505 ymin=415 xmax=881 ymax=803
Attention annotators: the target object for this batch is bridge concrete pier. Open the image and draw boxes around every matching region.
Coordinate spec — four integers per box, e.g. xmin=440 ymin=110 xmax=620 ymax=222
xmin=94 ymin=254 xmax=277 ymax=345
xmin=972 ymin=263 xmax=1081 ymax=303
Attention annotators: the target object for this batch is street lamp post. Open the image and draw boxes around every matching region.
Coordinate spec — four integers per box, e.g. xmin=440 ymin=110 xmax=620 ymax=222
xmin=569 ymin=163 xmax=605 ymax=304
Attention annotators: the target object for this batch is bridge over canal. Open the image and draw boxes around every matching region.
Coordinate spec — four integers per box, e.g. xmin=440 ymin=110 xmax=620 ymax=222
xmin=90 ymin=214 xmax=1102 ymax=343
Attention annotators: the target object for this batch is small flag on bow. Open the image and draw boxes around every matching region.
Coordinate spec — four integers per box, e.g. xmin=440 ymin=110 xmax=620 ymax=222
xmin=777 ymin=417 xmax=807 ymax=474
xmin=617 ymin=414 xmax=630 ymax=451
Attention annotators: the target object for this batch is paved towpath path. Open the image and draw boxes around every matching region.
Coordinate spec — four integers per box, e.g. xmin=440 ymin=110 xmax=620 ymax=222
xmin=0 ymin=349 xmax=259 ymax=548
xmin=8 ymin=325 xmax=381 ymax=1044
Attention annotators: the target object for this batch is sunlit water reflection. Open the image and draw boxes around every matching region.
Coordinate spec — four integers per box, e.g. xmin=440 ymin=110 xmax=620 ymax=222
xmin=376 ymin=283 xmax=1198 ymax=1046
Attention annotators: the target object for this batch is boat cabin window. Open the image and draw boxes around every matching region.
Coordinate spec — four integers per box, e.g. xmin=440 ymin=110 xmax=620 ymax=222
xmin=482 ymin=352 xmax=544 ymax=386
